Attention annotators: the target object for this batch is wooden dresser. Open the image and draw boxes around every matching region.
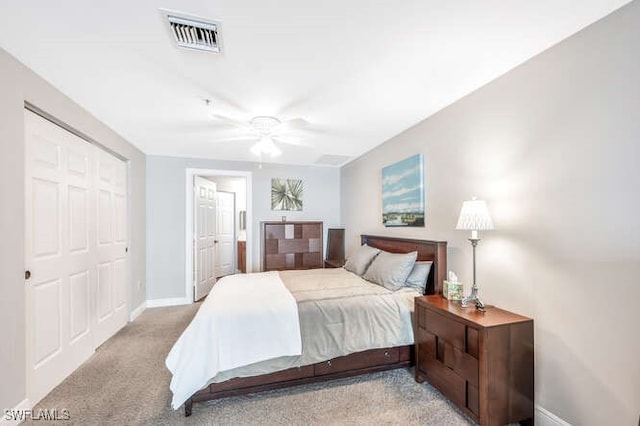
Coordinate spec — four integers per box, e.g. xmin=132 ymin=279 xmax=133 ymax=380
xmin=414 ymin=295 xmax=534 ymax=426
xmin=261 ymin=221 xmax=323 ymax=271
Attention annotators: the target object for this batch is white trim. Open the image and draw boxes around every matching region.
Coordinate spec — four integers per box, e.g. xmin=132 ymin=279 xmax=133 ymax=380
xmin=536 ymin=404 xmax=571 ymax=426
xmin=1 ymin=399 xmax=31 ymax=425
xmin=185 ymin=168 xmax=253 ymax=304
xmin=146 ymin=297 xmax=191 ymax=308
xmin=129 ymin=301 xmax=146 ymax=321
xmin=126 ymin=159 xmax=134 ymax=326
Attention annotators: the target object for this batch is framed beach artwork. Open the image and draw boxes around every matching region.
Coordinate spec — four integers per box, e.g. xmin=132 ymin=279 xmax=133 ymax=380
xmin=382 ymin=153 xmax=425 ymax=227
xmin=271 ymin=178 xmax=303 ymax=211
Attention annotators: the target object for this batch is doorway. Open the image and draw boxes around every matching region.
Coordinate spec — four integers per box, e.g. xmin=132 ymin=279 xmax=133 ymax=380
xmin=185 ymin=169 xmax=252 ymax=302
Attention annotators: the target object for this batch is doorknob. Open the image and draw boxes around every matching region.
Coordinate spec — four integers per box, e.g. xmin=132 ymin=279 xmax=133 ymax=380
xmin=25 ymin=270 xmax=31 ymax=280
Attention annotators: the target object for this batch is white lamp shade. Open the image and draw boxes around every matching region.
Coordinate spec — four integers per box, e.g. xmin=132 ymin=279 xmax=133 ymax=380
xmin=456 ymin=198 xmax=494 ymax=231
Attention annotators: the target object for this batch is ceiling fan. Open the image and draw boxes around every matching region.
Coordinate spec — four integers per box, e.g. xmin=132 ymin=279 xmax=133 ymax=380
xmin=205 ymin=100 xmax=313 ymax=158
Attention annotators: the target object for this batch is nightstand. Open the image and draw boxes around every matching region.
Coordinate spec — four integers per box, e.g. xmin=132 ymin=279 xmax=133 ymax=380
xmin=414 ymin=295 xmax=534 ymax=426
xmin=323 ymin=259 xmax=345 ymax=268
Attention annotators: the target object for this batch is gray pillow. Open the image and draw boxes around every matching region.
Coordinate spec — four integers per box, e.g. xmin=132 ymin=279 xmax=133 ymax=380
xmin=343 ymin=244 xmax=380 ymax=276
xmin=363 ymin=251 xmax=418 ymax=291
xmin=404 ymin=261 xmax=433 ymax=293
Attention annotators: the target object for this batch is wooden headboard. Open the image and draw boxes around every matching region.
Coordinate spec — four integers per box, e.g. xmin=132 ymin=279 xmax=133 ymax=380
xmin=360 ymin=235 xmax=447 ymax=295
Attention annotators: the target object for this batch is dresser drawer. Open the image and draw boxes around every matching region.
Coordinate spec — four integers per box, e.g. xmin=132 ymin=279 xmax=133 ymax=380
xmin=424 ymin=357 xmax=466 ymax=409
xmin=421 ymin=309 xmax=465 ymax=350
xmin=314 ymin=347 xmax=399 ymax=376
xmin=416 ymin=327 xmax=478 ymax=386
xmin=443 ymin=343 xmax=478 ymax=386
xmin=425 ymin=357 xmax=479 ymax=420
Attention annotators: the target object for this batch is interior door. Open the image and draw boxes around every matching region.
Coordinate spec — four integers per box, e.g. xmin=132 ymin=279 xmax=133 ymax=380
xmin=25 ymin=111 xmax=94 ymax=404
xmin=214 ymin=191 xmax=235 ymax=277
xmin=25 ymin=110 xmax=128 ymax=405
xmin=93 ymin=149 xmax=128 ymax=347
xmin=194 ymin=176 xmax=217 ymax=301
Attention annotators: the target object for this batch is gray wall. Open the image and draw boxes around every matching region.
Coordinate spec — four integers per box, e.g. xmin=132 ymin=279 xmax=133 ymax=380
xmin=341 ymin=3 xmax=639 ymax=425
xmin=0 ymin=48 xmax=146 ymax=410
xmin=146 ymin=156 xmax=341 ymax=300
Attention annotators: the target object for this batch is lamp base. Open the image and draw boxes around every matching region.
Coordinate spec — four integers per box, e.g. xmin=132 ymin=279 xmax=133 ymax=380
xmin=461 ymin=288 xmax=486 ymax=312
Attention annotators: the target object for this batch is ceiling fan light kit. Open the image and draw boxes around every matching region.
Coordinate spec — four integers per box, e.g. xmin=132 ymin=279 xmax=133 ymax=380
xmin=250 ymin=136 xmax=282 ymax=158
xmin=248 ymin=116 xmax=283 ymax=157
xmin=250 ymin=116 xmax=281 ymax=134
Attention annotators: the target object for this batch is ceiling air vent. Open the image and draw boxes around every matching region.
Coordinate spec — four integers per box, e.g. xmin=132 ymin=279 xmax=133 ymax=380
xmin=166 ymin=14 xmax=220 ymax=53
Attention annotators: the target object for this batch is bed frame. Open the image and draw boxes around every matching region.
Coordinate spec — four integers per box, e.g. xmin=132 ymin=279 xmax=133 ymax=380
xmin=184 ymin=235 xmax=447 ymax=416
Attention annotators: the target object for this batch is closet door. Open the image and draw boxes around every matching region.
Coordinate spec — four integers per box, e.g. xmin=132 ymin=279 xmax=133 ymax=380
xmin=25 ymin=111 xmax=95 ymax=404
xmin=94 ymin=149 xmax=128 ymax=347
xmin=24 ymin=110 xmax=128 ymax=405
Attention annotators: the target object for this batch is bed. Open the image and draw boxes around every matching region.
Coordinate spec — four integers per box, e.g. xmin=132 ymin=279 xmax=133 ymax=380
xmin=171 ymin=235 xmax=447 ymax=416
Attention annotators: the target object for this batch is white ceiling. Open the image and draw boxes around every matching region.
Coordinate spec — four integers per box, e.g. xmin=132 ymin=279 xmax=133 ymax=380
xmin=0 ymin=0 xmax=631 ymax=166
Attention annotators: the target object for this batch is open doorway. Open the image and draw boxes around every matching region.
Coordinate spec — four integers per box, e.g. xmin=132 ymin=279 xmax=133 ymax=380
xmin=185 ymin=169 xmax=252 ymax=302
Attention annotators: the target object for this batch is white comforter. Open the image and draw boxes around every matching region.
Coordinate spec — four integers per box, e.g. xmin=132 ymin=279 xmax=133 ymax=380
xmin=165 ymin=272 xmax=302 ymax=409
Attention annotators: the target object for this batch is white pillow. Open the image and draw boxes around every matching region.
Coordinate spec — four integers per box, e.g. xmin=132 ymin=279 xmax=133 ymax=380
xmin=404 ymin=261 xmax=433 ymax=293
xmin=343 ymin=244 xmax=380 ymax=276
xmin=363 ymin=251 xmax=417 ymax=291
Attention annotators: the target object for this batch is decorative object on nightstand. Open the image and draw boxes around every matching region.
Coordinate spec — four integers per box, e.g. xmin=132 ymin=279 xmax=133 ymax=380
xmin=456 ymin=197 xmax=493 ymax=311
xmin=442 ymin=271 xmax=464 ymax=300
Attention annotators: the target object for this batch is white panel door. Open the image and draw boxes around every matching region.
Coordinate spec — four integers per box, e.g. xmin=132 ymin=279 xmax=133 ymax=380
xmin=94 ymin=149 xmax=128 ymax=347
xmin=25 ymin=111 xmax=94 ymax=404
xmin=25 ymin=110 xmax=128 ymax=405
xmin=215 ymin=191 xmax=235 ymax=277
xmin=194 ymin=177 xmax=216 ymax=301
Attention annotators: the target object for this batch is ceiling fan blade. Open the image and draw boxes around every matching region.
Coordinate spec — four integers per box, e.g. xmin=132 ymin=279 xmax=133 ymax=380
xmin=278 ymin=117 xmax=309 ymax=131
xmin=271 ymin=136 xmax=312 ymax=148
xmin=211 ymin=114 xmax=252 ymax=131
xmin=210 ymin=136 xmax=259 ymax=144
xmin=203 ymin=94 xmax=249 ymax=118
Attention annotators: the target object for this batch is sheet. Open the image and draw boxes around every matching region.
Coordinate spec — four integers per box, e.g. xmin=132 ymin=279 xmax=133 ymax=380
xmin=165 ymin=271 xmax=302 ymax=409
xmin=209 ymin=268 xmax=419 ymax=384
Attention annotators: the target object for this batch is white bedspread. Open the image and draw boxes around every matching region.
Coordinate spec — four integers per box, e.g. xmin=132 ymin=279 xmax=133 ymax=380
xmin=165 ymin=272 xmax=302 ymax=409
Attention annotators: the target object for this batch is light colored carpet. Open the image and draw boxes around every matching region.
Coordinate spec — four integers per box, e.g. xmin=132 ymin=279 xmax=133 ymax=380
xmin=27 ymin=303 xmax=472 ymax=425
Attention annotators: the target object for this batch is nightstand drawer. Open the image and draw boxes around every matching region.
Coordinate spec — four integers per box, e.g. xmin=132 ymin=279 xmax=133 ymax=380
xmin=416 ymin=327 xmax=478 ymax=386
xmin=421 ymin=309 xmax=465 ymax=350
xmin=443 ymin=342 xmax=478 ymax=386
xmin=424 ymin=357 xmax=479 ymax=419
xmin=424 ymin=357 xmax=467 ymax=409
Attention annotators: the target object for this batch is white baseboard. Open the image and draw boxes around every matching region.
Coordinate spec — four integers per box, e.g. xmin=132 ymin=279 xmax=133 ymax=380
xmin=146 ymin=297 xmax=191 ymax=308
xmin=536 ymin=404 xmax=571 ymax=426
xmin=129 ymin=301 xmax=147 ymax=322
xmin=1 ymin=398 xmax=31 ymax=425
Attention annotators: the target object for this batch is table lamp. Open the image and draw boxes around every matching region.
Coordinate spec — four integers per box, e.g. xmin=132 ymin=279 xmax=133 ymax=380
xmin=456 ymin=197 xmax=493 ymax=311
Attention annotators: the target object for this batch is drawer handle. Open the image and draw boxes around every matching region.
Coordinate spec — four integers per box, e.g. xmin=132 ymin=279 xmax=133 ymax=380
xmin=384 ymin=351 xmax=390 ymax=358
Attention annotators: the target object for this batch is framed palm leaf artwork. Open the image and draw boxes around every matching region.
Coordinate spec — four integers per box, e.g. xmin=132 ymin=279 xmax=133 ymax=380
xmin=271 ymin=178 xmax=303 ymax=211
xmin=382 ymin=153 xmax=425 ymax=227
